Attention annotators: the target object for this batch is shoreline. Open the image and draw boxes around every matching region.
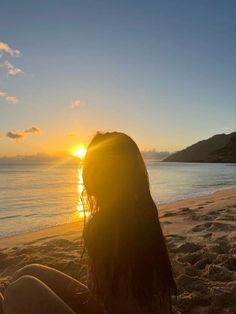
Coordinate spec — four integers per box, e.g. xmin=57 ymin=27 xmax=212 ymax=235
xmin=159 ymin=186 xmax=236 ymax=210
xmin=0 ymin=186 xmax=235 ymax=248
xmin=157 ymin=184 xmax=236 ymax=205
xmin=1 ymin=160 xmax=235 ymax=239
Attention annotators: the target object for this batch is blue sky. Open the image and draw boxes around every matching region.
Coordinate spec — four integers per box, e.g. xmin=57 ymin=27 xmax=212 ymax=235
xmin=0 ymin=0 xmax=235 ymax=156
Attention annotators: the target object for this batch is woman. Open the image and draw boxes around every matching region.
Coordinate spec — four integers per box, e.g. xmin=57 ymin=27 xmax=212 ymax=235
xmin=2 ymin=132 xmax=176 ymax=314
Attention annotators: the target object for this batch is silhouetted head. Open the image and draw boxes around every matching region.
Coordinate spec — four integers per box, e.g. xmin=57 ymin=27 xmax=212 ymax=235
xmin=83 ymin=132 xmax=176 ymax=310
xmin=83 ymin=132 xmax=150 ymax=211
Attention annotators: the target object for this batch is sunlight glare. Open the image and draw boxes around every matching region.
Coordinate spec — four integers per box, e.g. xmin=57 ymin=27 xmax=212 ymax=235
xmin=76 ymin=166 xmax=90 ymax=219
xmin=71 ymin=145 xmax=87 ymax=159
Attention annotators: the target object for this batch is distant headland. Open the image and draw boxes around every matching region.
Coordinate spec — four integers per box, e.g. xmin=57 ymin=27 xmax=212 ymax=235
xmin=164 ymin=132 xmax=236 ymax=163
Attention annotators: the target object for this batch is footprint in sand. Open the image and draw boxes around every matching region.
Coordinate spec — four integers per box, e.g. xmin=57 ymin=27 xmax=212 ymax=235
xmin=210 ymin=285 xmax=236 ymax=308
xmin=179 ymin=207 xmax=191 ymax=213
xmin=15 ymin=247 xmax=35 ymax=255
xmin=202 ymin=232 xmax=212 ymax=238
xmin=161 ymin=211 xmax=176 ymax=218
xmin=177 ymin=252 xmax=202 ymax=265
xmin=215 ymin=214 xmax=234 ymax=221
xmin=191 ymin=222 xmax=235 ymax=233
xmin=165 ymin=234 xmax=186 ymax=242
xmin=175 ymin=242 xmax=203 ymax=253
xmin=227 ymin=205 xmax=236 ymax=209
xmin=224 ymin=257 xmax=236 ymax=271
xmin=45 ymin=239 xmax=80 ymax=250
xmin=2 ymin=254 xmax=27 ymax=269
xmin=205 ymin=264 xmax=233 ymax=282
xmin=176 ymin=274 xmax=208 ymax=293
xmin=211 ymin=238 xmax=231 ymax=254
xmin=194 ymin=251 xmax=217 ymax=268
xmin=209 ymin=210 xmax=221 ymax=216
xmin=166 ymin=234 xmax=186 ymax=252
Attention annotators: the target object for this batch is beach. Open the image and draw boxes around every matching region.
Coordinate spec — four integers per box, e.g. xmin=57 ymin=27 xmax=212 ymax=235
xmin=0 ymin=187 xmax=236 ymax=313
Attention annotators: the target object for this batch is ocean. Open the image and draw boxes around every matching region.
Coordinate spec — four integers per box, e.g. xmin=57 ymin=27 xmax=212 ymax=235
xmin=0 ymin=162 xmax=235 ymax=237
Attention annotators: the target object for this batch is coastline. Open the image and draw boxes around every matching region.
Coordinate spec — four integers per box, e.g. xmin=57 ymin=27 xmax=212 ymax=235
xmin=1 ymin=186 xmax=235 ymax=243
xmin=157 ymin=184 xmax=236 ymax=205
xmin=1 ymin=161 xmax=235 ymax=238
xmin=1 ymin=187 xmax=236 ymax=313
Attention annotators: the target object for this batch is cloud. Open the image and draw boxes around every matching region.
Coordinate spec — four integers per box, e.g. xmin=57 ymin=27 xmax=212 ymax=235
xmin=24 ymin=127 xmax=41 ymax=134
xmin=71 ymin=99 xmax=81 ymax=108
xmin=0 ymin=41 xmax=21 ymax=57
xmin=0 ymin=43 xmax=22 ymax=99
xmin=0 ymin=90 xmax=19 ymax=104
xmin=6 ymin=126 xmax=41 ymax=142
xmin=6 ymin=131 xmax=25 ymax=142
xmin=4 ymin=60 xmax=23 ymax=76
xmin=0 ymin=91 xmax=6 ymax=97
xmin=5 ymin=95 xmax=18 ymax=104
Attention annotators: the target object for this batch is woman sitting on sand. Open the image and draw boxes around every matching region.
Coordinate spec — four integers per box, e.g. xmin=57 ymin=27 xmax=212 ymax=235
xmin=2 ymin=132 xmax=176 ymax=314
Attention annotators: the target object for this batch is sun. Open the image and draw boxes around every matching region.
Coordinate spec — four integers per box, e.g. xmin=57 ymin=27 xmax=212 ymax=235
xmin=71 ymin=145 xmax=87 ymax=159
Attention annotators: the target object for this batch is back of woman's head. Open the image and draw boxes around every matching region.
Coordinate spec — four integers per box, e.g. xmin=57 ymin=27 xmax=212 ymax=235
xmin=83 ymin=132 xmax=150 ymax=208
xmin=83 ymin=132 xmax=176 ymax=308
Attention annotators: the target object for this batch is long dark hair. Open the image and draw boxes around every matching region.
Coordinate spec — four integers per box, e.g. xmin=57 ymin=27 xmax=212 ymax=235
xmin=82 ymin=132 xmax=176 ymax=309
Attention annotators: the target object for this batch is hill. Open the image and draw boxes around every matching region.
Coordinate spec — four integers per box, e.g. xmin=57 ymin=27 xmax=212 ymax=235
xmin=164 ymin=132 xmax=236 ymax=163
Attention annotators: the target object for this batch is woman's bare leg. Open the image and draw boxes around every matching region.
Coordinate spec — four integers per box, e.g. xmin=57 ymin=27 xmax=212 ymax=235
xmin=3 ymin=275 xmax=75 ymax=314
xmin=0 ymin=292 xmax=3 ymax=314
xmin=12 ymin=264 xmax=104 ymax=314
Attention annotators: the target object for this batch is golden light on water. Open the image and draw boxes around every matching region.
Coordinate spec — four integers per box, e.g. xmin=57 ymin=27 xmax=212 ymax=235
xmin=69 ymin=144 xmax=90 ymax=219
xmin=76 ymin=165 xmax=90 ymax=219
xmin=71 ymin=145 xmax=87 ymax=159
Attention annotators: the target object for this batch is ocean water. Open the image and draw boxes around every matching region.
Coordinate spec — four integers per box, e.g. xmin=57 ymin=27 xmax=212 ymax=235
xmin=0 ymin=162 xmax=235 ymax=237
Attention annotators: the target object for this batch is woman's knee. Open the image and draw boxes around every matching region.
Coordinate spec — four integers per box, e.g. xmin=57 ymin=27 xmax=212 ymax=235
xmin=13 ymin=263 xmax=45 ymax=281
xmin=0 ymin=292 xmax=3 ymax=314
xmin=3 ymin=275 xmax=40 ymax=313
xmin=5 ymin=275 xmax=39 ymax=297
xmin=3 ymin=275 xmax=75 ymax=314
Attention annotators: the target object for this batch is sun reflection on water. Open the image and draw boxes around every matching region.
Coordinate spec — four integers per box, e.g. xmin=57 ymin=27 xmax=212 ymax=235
xmin=76 ymin=164 xmax=90 ymax=219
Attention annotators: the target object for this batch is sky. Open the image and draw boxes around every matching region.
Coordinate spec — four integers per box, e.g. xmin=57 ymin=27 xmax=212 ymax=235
xmin=0 ymin=0 xmax=235 ymax=156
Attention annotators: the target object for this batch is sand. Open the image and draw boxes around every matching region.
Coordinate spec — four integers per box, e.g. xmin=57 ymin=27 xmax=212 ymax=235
xmin=0 ymin=187 xmax=236 ymax=313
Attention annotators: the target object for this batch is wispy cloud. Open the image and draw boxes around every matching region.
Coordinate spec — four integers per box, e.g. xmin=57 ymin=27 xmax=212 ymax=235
xmin=0 ymin=90 xmax=19 ymax=104
xmin=0 ymin=42 xmax=22 ymax=102
xmin=5 ymin=95 xmax=18 ymax=104
xmin=6 ymin=131 xmax=25 ymax=142
xmin=4 ymin=60 xmax=23 ymax=76
xmin=71 ymin=99 xmax=81 ymax=108
xmin=6 ymin=127 xmax=42 ymax=142
xmin=24 ymin=127 xmax=41 ymax=134
xmin=0 ymin=41 xmax=21 ymax=57
xmin=0 ymin=91 xmax=6 ymax=97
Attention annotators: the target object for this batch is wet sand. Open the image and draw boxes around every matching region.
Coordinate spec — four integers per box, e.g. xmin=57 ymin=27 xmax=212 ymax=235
xmin=0 ymin=187 xmax=236 ymax=313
